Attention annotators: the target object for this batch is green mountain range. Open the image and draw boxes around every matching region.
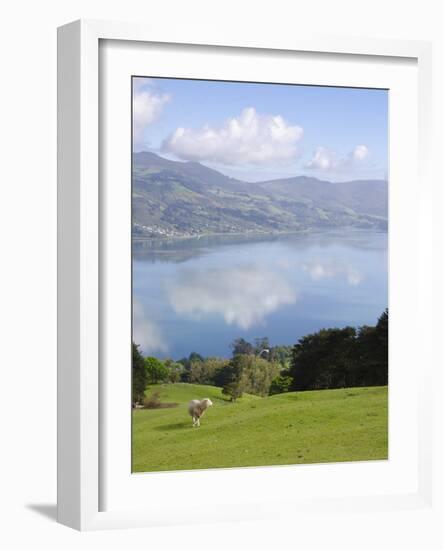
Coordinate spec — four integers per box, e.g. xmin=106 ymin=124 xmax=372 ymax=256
xmin=133 ymin=151 xmax=388 ymax=239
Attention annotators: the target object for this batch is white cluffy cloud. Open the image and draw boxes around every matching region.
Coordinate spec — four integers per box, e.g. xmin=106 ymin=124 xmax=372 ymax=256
xmin=162 ymin=107 xmax=303 ymax=165
xmin=306 ymin=144 xmax=369 ymax=171
xmin=166 ymin=264 xmax=296 ymax=330
xmin=133 ymin=79 xmax=171 ymax=147
xmin=305 ymin=146 xmax=337 ymax=170
xmin=352 ymin=144 xmax=369 ymax=161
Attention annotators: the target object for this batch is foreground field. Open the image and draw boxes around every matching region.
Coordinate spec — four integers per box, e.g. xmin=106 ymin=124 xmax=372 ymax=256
xmin=132 ymin=383 xmax=388 ymax=472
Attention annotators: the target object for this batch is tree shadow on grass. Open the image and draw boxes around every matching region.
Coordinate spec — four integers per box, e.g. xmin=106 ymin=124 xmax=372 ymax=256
xmin=154 ymin=422 xmax=190 ymax=431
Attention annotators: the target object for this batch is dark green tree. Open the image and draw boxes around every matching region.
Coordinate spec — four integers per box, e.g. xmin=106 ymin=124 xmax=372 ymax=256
xmin=352 ymin=309 xmax=388 ymax=386
xmin=189 ymin=351 xmax=204 ymax=363
xmin=230 ymin=338 xmax=254 ymax=356
xmin=220 ymin=356 xmax=245 ymax=401
xmin=288 ymin=310 xmax=388 ymax=391
xmin=222 ymin=382 xmax=244 ymax=402
xmin=375 ymin=308 xmax=389 ymax=371
xmin=254 ymin=337 xmax=270 ymax=354
xmin=289 ymin=327 xmax=356 ymax=391
xmin=132 ymin=343 xmax=147 ymax=405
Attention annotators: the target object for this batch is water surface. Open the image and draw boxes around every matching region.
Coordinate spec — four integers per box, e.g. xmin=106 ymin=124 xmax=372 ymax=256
xmin=133 ymin=230 xmax=388 ymax=359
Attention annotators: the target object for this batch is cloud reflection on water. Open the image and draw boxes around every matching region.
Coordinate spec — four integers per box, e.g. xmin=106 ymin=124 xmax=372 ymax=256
xmin=133 ymin=299 xmax=168 ymax=354
xmin=301 ymin=260 xmax=363 ymax=286
xmin=166 ymin=264 xmax=296 ymax=330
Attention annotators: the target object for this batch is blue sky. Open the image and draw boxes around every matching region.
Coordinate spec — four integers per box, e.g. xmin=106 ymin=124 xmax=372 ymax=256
xmin=132 ymin=76 xmax=388 ymax=182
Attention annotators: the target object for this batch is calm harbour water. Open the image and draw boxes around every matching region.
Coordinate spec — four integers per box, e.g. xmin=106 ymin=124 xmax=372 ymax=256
xmin=132 ymin=230 xmax=388 ymax=359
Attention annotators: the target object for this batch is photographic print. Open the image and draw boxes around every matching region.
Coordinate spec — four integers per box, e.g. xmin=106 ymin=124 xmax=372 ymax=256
xmin=131 ymin=77 xmax=388 ymax=473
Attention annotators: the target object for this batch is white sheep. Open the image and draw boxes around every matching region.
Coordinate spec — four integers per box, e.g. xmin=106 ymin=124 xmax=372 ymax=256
xmin=188 ymin=398 xmax=213 ymax=427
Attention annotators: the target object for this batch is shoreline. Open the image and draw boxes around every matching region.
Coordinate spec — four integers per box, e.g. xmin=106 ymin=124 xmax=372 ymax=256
xmin=132 ymin=225 xmax=388 ymax=246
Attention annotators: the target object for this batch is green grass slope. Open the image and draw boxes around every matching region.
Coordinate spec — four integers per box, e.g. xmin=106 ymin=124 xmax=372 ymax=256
xmin=132 ymin=383 xmax=388 ymax=472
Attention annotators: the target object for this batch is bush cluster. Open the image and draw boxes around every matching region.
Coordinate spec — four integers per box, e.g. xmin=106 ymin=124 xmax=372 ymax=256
xmin=132 ymin=310 xmax=388 ymax=404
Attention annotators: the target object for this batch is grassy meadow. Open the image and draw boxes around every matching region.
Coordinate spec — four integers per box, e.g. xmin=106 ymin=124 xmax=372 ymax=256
xmin=132 ymin=383 xmax=388 ymax=472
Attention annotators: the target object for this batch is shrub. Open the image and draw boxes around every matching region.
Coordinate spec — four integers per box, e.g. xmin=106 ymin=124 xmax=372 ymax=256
xmin=269 ymin=375 xmax=292 ymax=395
xmin=142 ymin=391 xmax=178 ymax=409
xmin=143 ymin=390 xmax=161 ymax=409
xmin=145 ymin=356 xmax=169 ymax=384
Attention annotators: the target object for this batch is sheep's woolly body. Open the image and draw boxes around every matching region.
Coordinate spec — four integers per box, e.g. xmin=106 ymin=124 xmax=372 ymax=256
xmin=188 ymin=398 xmax=213 ymax=427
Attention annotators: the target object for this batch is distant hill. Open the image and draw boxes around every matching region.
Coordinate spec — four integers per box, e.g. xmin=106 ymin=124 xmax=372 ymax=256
xmin=132 ymin=152 xmax=388 ymax=239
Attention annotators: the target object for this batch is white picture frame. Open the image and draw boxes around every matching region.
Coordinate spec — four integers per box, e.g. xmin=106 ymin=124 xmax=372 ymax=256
xmin=57 ymin=19 xmax=434 ymax=531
